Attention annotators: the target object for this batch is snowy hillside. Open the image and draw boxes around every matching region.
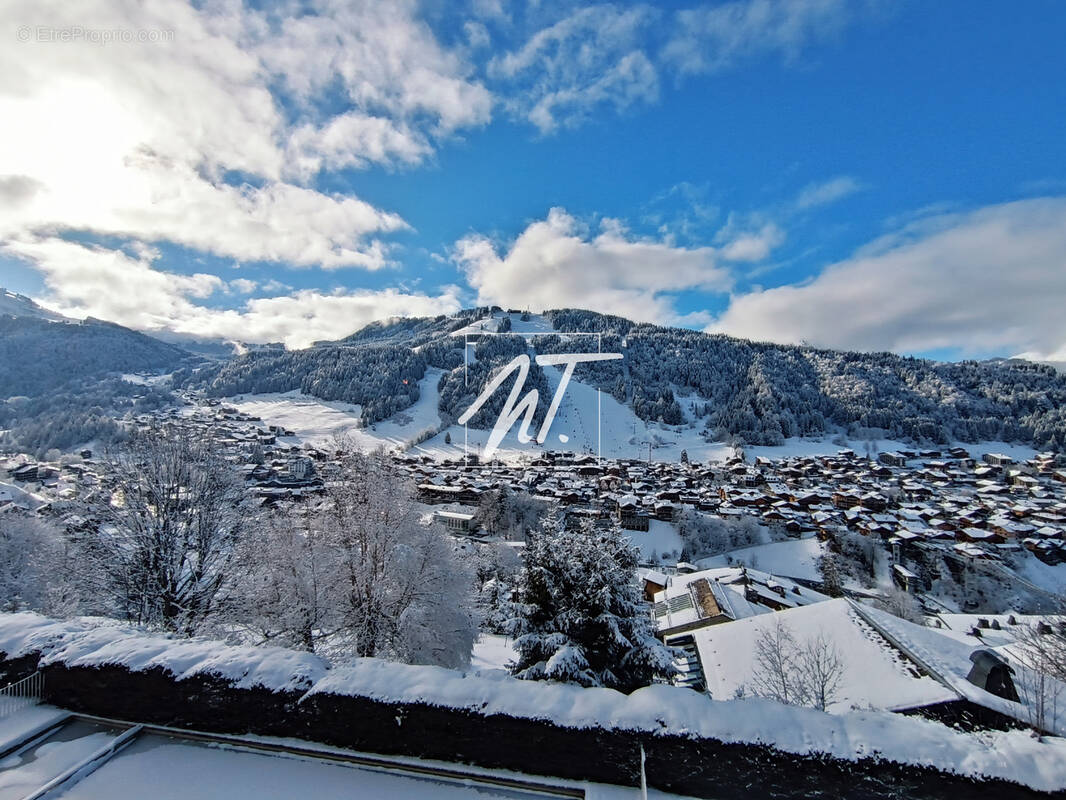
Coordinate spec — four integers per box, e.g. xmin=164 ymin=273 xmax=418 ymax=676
xmin=191 ymin=306 xmax=1066 ymax=460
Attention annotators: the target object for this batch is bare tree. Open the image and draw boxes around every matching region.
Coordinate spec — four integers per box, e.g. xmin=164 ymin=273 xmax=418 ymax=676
xmin=215 ymin=507 xmax=330 ymax=652
xmin=1011 ymin=617 xmax=1066 ymax=733
xmin=875 ymin=587 xmax=924 ymax=624
xmin=0 ymin=514 xmax=77 ymax=615
xmin=796 ymin=632 xmax=845 ymax=711
xmin=750 ymin=621 xmax=845 ymax=711
xmin=1013 ymin=618 xmax=1066 ymax=683
xmin=83 ymin=426 xmax=249 ymax=634
xmin=750 ymin=618 xmax=800 ymax=705
xmin=219 ymin=451 xmax=479 ymax=669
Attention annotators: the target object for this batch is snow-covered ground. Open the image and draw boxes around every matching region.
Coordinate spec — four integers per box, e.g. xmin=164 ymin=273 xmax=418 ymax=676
xmin=449 ymin=313 xmax=556 ymax=337
xmin=412 ymin=366 xmax=732 ymax=463
xmin=1006 ymin=552 xmax=1066 ymax=596
xmin=470 ymin=633 xmax=516 ymax=673
xmin=624 ymin=519 xmax=684 ymax=564
xmin=227 ymin=368 xmax=445 ymax=450
xmin=695 ymin=535 xmax=825 ymax=582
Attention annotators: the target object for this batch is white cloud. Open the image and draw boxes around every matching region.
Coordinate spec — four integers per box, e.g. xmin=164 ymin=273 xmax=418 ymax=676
xmin=718 ymin=222 xmax=786 ymax=261
xmin=285 ymin=113 xmax=433 ymax=178
xmin=454 ymin=207 xmax=733 ymax=324
xmin=228 ymin=278 xmax=258 ymax=294
xmin=663 ymin=0 xmax=854 ymax=76
xmin=0 ymin=0 xmax=490 ymax=271
xmin=489 ymin=5 xmax=659 ymax=132
xmin=708 ymin=197 xmax=1066 ymax=359
xmin=794 ymin=175 xmax=863 ymax=209
xmin=4 ymin=235 xmax=462 ymax=349
xmin=258 ymin=0 xmax=492 ymax=135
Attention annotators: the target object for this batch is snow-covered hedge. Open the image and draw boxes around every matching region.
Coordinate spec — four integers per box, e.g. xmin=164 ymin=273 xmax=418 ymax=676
xmin=3 ymin=612 xmax=1066 ymax=792
xmin=0 ymin=613 xmax=326 ymax=693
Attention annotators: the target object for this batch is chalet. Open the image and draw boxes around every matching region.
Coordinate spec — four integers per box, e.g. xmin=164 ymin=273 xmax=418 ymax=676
xmin=653 ymin=577 xmax=734 ymax=638
xmin=892 ymin=563 xmax=920 ymax=593
xmin=638 ymin=568 xmax=668 ymax=602
xmin=417 ymin=483 xmax=482 ymax=505
xmin=983 ymin=453 xmax=1015 ymax=467
xmin=832 ymin=491 xmax=861 ymax=509
xmin=10 ymin=464 xmax=38 ymax=482
xmin=434 ymin=510 xmax=479 ymax=534
xmin=654 ymin=502 xmax=680 ymax=522
xmin=617 ymin=495 xmax=650 ymax=531
xmin=958 ymin=527 xmax=1005 ymax=545
xmin=879 ymin=452 xmax=908 ymax=467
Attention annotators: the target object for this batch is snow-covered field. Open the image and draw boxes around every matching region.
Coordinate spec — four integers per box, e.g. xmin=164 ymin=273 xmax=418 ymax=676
xmin=625 ymin=520 xmax=684 ymax=564
xmin=227 ymin=367 xmax=445 ymax=450
xmin=412 ymin=365 xmax=733 ymax=463
xmin=695 ymin=536 xmax=825 ymax=582
xmin=470 ymin=633 xmax=516 ymax=673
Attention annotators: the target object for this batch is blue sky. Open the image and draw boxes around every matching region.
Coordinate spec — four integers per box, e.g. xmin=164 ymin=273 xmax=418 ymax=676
xmin=1 ymin=0 xmax=1065 ymax=357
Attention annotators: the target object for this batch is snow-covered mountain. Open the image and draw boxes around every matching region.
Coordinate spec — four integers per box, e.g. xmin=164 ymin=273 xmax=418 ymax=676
xmin=0 ymin=288 xmax=68 ymax=322
xmin=187 ymin=308 xmax=1066 ymax=458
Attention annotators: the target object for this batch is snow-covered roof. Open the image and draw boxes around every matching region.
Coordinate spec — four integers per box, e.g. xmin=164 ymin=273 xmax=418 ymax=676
xmin=855 ymin=603 xmax=1066 ymax=736
xmin=690 ymin=599 xmax=956 ymax=713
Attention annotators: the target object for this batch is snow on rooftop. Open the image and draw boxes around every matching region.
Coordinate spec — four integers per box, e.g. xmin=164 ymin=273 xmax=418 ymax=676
xmin=855 ymin=603 xmax=1066 ymax=736
xmin=690 ymin=598 xmax=956 ymax=713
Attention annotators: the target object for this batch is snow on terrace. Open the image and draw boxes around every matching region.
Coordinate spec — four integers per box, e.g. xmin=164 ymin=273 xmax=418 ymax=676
xmin=49 ymin=735 xmax=538 ymax=800
xmin=4 ymin=612 xmax=1066 ymax=791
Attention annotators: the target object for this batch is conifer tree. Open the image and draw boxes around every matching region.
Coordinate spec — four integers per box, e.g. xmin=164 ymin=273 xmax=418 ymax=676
xmin=510 ymin=518 xmax=677 ymax=692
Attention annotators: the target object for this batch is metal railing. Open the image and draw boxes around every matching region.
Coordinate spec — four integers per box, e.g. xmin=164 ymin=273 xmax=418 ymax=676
xmin=0 ymin=671 xmax=43 ymax=718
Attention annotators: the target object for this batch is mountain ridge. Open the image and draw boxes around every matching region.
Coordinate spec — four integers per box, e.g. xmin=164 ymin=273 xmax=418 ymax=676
xmin=187 ymin=308 xmax=1066 ymax=452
